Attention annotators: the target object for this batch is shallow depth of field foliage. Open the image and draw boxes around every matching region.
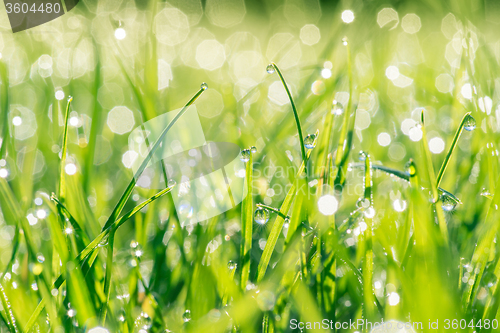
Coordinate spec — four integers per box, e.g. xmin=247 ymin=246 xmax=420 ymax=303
xmin=2 ymin=0 xmax=500 ymax=332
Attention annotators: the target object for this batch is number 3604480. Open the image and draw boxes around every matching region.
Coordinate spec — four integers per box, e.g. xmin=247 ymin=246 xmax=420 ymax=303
xmin=5 ymin=2 xmax=61 ymax=14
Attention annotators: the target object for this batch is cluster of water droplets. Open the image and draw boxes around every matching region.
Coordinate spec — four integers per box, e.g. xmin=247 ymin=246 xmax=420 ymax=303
xmin=134 ymin=312 xmax=152 ymax=332
xmin=240 ymin=146 xmax=257 ymax=163
xmin=331 ymin=100 xmax=344 ymax=115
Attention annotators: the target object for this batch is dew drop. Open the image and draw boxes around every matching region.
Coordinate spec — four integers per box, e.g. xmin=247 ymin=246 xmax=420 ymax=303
xmin=304 ymin=134 xmax=317 ymax=149
xmin=405 ymin=159 xmax=416 ymax=176
xmin=227 ymin=260 xmax=237 ymax=270
xmin=240 ymin=149 xmax=251 ymax=162
xmin=464 ymin=114 xmax=476 ymax=131
xmin=358 ymin=151 xmax=367 ymax=161
xmin=200 ymin=82 xmax=208 ymax=90
xmin=481 ymin=188 xmax=492 ymax=198
xmin=167 ymin=179 xmax=176 ymax=187
xmin=266 ymin=64 xmax=275 ymax=74
xmin=183 ymin=310 xmax=191 ymax=323
xmin=342 ymin=37 xmax=349 ymax=45
xmin=98 ymin=235 xmax=109 ymax=247
xmin=250 ymin=146 xmax=257 ymax=153
xmin=356 ymin=198 xmax=370 ymax=209
xmin=254 ymin=207 xmax=270 ymax=225
xmin=331 ymin=100 xmax=344 ymax=115
xmin=440 ymin=193 xmax=457 ymax=212
xmin=364 ymin=206 xmax=375 ymax=218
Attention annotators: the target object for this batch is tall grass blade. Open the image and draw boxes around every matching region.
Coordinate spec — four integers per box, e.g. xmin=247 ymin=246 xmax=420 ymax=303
xmin=240 ymin=151 xmax=253 ymax=290
xmin=269 ymin=63 xmax=307 ymax=166
xmin=58 ymin=96 xmax=73 ymax=202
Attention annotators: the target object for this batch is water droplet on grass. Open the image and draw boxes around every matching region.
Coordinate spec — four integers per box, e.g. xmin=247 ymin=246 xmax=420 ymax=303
xmin=356 ymin=198 xmax=370 ymax=209
xmin=227 ymin=260 xmax=237 ymax=270
xmin=254 ymin=207 xmax=270 ymax=225
xmin=440 ymin=193 xmax=457 ymax=211
xmin=332 ymin=100 xmax=344 ymax=115
xmin=405 ymin=159 xmax=416 ymax=176
xmin=266 ymin=64 xmax=275 ymax=74
xmin=304 ymin=134 xmax=317 ymax=149
xmin=358 ymin=151 xmax=367 ymax=161
xmin=342 ymin=37 xmax=349 ymax=45
xmin=200 ymin=82 xmax=208 ymax=90
xmin=240 ymin=149 xmax=251 ymax=162
xmin=183 ymin=310 xmax=191 ymax=322
xmin=464 ymin=114 xmax=476 ymax=131
xmin=250 ymin=146 xmax=257 ymax=153
xmin=168 ymin=179 xmax=176 ymax=187
xmin=364 ymin=206 xmax=375 ymax=218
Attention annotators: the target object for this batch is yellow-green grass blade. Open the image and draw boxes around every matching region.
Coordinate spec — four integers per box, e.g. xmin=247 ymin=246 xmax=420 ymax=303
xmin=240 ymin=151 xmax=253 ymax=290
xmin=256 ymin=130 xmax=318 ymax=283
xmin=58 ymin=96 xmax=73 ymax=203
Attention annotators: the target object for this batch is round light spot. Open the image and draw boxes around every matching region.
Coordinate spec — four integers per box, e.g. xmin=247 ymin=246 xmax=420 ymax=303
xmin=388 ymin=143 xmax=406 ymax=162
xmin=318 ymin=195 xmax=338 ymax=216
xmin=354 ymin=109 xmax=371 ymax=130
xmin=385 ymin=66 xmax=399 ymax=80
xmin=388 ymin=292 xmax=400 ymax=306
xmin=55 ymin=90 xmax=65 ymax=100
xmin=36 ymin=209 xmax=47 ymax=219
xmin=377 ymin=132 xmax=391 ymax=146
xmin=299 ymin=24 xmax=321 ymax=45
xmin=122 ymin=151 xmax=139 ymax=169
xmin=107 ymin=106 xmax=135 ymax=135
xmin=377 ymin=8 xmax=399 ymax=28
xmin=429 ymin=137 xmax=445 ymax=154
xmin=196 ymin=39 xmax=226 ymax=71
xmin=311 ymin=80 xmax=325 ymax=95
xmin=461 ymin=83 xmax=472 ymax=99
xmin=65 ymin=163 xmax=77 ymax=175
xmin=341 ymin=10 xmax=355 ymax=23
xmin=196 ymin=89 xmax=224 ymax=118
xmin=321 ymin=68 xmax=332 ymax=79
xmin=69 ymin=116 xmax=80 ymax=127
xmin=401 ymin=118 xmax=416 ymax=135
xmin=12 ymin=116 xmax=22 ymax=126
xmin=0 ymin=168 xmax=8 ymax=178
xmin=268 ymin=81 xmax=290 ymax=106
xmin=88 ymin=327 xmax=110 ymax=333
xmin=205 ymin=0 xmax=246 ymax=28
xmin=155 ymin=8 xmax=190 ymax=46
xmin=114 ymin=28 xmax=126 ymax=40
xmin=402 ymin=13 xmax=421 ymax=34
xmin=435 ymin=74 xmax=454 ymax=93
xmin=409 ymin=126 xmax=423 ymax=142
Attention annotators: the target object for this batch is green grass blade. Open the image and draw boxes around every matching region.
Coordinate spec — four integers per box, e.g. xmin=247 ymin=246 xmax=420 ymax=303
xmin=23 ymin=185 xmax=174 ymax=332
xmin=100 ymin=227 xmax=116 ymax=323
xmin=101 ymin=86 xmax=205 ymax=232
xmin=256 ymin=131 xmax=318 ymax=283
xmin=256 ymin=203 xmax=289 ymax=221
xmin=420 ymin=110 xmax=448 ymax=244
xmin=269 ymin=63 xmax=307 ymax=166
xmin=240 ymin=151 xmax=253 ymax=290
xmin=436 ymin=112 xmax=473 ymax=187
xmin=58 ymin=96 xmax=73 ymax=202
xmin=0 ymin=283 xmax=17 ymax=333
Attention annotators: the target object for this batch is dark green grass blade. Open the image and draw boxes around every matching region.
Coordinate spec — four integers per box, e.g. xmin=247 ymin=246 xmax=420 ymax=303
xmin=269 ymin=63 xmax=307 ymax=166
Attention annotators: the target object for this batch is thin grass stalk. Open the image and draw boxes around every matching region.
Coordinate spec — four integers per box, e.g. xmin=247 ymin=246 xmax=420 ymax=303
xmin=240 ymin=151 xmax=253 ymax=291
xmin=101 ymin=86 xmax=205 ymax=232
xmin=101 ymin=227 xmax=116 ymax=323
xmin=269 ymin=63 xmax=307 ymax=166
xmin=436 ymin=112 xmax=472 ymax=187
xmin=256 ymin=131 xmax=318 ymax=283
xmin=362 ymin=153 xmax=375 ymax=321
xmin=420 ymin=110 xmax=448 ymax=245
xmin=58 ymin=96 xmax=73 ymax=203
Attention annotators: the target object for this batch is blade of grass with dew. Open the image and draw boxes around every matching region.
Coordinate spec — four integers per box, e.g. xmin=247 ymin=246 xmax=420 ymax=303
xmin=268 ymin=63 xmax=307 ymax=166
xmin=257 ymin=203 xmax=289 ymax=221
xmin=58 ymin=96 xmax=73 ymax=203
xmin=23 ymin=184 xmax=175 ymax=332
xmin=256 ymin=130 xmax=318 ymax=283
xmin=361 ymin=153 xmax=376 ymax=320
xmin=333 ymin=37 xmax=354 ymax=190
xmin=420 ymin=110 xmax=448 ymax=245
xmin=101 ymin=226 xmax=116 ymax=322
xmin=436 ymin=112 xmax=473 ymax=187
xmin=100 ymin=86 xmax=205 ymax=232
xmin=0 ymin=282 xmax=17 ymax=333
xmin=0 ymin=60 xmax=9 ymax=160
xmin=240 ymin=150 xmax=253 ymax=291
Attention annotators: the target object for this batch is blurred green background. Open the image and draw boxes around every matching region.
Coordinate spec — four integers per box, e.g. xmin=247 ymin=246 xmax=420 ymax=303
xmin=1 ymin=0 xmax=500 ymax=332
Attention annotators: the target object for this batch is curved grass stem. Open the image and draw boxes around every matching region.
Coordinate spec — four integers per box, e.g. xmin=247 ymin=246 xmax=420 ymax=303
xmin=436 ymin=112 xmax=472 ymax=187
xmin=270 ymin=63 xmax=307 ymax=167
